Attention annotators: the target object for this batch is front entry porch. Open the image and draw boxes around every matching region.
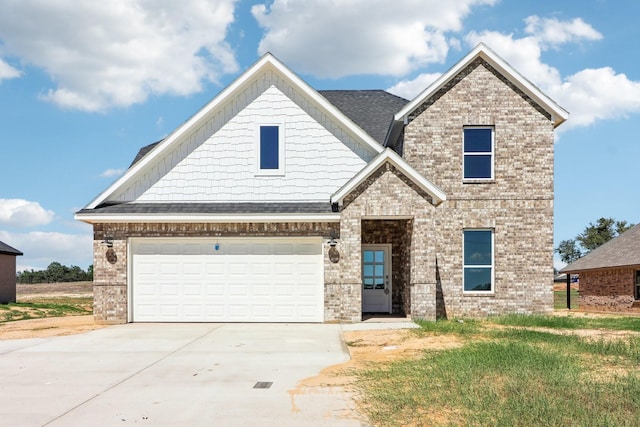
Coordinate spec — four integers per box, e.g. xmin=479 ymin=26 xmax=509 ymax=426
xmin=361 ymin=219 xmax=412 ymax=318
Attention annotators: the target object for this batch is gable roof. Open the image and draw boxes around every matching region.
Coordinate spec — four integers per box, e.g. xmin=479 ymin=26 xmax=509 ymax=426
xmin=561 ymin=224 xmax=640 ymax=273
xmin=319 ymin=90 xmax=408 ymax=145
xmin=385 ymin=43 xmax=569 ymax=147
xmin=0 ymin=240 xmax=23 ymax=256
xmin=83 ymin=53 xmax=384 ymax=210
xmin=331 ymin=148 xmax=446 ymax=206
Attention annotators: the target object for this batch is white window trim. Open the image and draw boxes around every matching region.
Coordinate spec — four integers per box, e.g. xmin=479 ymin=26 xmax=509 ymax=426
xmin=462 ymin=228 xmax=495 ymax=295
xmin=462 ymin=126 xmax=494 ymax=181
xmin=255 ymin=122 xmax=285 ymax=176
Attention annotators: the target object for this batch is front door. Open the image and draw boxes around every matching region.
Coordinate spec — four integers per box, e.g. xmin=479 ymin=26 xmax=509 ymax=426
xmin=362 ymin=244 xmax=392 ymax=313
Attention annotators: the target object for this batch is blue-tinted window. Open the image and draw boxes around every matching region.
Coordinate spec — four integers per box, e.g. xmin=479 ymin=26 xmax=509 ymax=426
xmin=463 ymin=230 xmax=493 ymax=292
xmin=260 ymin=126 xmax=279 ymax=170
xmin=463 ymin=128 xmax=493 ymax=179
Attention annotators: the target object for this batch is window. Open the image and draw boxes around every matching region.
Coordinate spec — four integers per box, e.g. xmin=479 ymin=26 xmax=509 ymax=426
xmin=463 ymin=229 xmax=494 ymax=293
xmin=635 ymin=271 xmax=640 ymax=300
xmin=259 ymin=125 xmax=280 ymax=170
xmin=463 ymin=127 xmax=493 ymax=180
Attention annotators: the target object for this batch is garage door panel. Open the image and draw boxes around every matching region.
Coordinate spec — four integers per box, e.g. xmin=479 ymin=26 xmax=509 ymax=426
xmin=132 ymin=238 xmax=323 ymax=322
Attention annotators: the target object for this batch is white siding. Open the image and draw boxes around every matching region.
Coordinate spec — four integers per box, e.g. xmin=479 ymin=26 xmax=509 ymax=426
xmin=112 ymin=71 xmax=377 ymax=203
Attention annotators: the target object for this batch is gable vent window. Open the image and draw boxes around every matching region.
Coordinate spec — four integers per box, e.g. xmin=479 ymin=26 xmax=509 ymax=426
xmin=257 ymin=124 xmax=284 ymax=175
xmin=463 ymin=127 xmax=494 ymax=180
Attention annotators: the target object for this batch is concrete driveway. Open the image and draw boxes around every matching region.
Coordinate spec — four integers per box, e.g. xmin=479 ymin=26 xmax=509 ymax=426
xmin=0 ymin=323 xmax=364 ymax=426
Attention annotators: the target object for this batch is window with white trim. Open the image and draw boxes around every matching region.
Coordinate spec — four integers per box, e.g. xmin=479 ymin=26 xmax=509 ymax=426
xmin=257 ymin=124 xmax=284 ymax=174
xmin=463 ymin=229 xmax=494 ymax=293
xmin=463 ymin=127 xmax=493 ymax=180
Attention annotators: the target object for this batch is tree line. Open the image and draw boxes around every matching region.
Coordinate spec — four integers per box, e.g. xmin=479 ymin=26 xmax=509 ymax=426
xmin=556 ymin=217 xmax=635 ymax=264
xmin=16 ymin=262 xmax=93 ymax=284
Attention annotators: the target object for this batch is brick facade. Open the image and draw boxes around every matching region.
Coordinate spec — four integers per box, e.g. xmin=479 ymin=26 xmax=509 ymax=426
xmin=398 ymin=59 xmax=555 ymax=317
xmin=578 ymin=268 xmax=640 ymax=312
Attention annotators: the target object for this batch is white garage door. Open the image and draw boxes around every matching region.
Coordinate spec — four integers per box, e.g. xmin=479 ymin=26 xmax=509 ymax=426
xmin=131 ymin=238 xmax=324 ymax=322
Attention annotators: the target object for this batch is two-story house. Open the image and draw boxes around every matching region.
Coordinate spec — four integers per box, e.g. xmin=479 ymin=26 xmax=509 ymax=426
xmin=76 ymin=44 xmax=568 ymax=324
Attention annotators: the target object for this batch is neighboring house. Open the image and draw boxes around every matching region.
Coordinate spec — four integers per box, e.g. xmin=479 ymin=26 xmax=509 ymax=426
xmin=76 ymin=44 xmax=568 ymax=324
xmin=0 ymin=240 xmax=23 ymax=304
xmin=561 ymin=224 xmax=640 ymax=312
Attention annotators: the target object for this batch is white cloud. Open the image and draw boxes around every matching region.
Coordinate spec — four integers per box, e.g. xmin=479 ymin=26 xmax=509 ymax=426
xmin=0 ymin=58 xmax=21 ymax=81
xmin=387 ymin=15 xmax=639 ymax=130
xmin=0 ymin=230 xmax=93 ymax=271
xmin=0 ymin=0 xmax=239 ymax=111
xmin=524 ymin=16 xmax=602 ymax=47
xmin=252 ymin=0 xmax=497 ymax=78
xmin=548 ymin=68 xmax=640 ymax=128
xmin=462 ymin=17 xmax=640 ymax=130
xmin=100 ymin=168 xmax=125 ymax=178
xmin=387 ymin=72 xmax=442 ymax=100
xmin=0 ymin=199 xmax=55 ymax=227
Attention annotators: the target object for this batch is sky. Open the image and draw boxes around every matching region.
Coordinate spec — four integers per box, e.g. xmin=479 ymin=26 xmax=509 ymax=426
xmin=0 ymin=0 xmax=638 ymax=272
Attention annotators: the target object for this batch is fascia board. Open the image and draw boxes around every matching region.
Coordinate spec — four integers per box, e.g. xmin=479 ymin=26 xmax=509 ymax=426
xmin=331 ymin=148 xmax=446 ymax=205
xmin=394 ymin=43 xmax=568 ymax=128
xmin=74 ymin=212 xmax=340 ymax=224
xmin=85 ymin=53 xmax=383 ymax=210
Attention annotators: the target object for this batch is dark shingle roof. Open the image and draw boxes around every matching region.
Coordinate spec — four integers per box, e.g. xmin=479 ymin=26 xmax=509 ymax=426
xmin=318 ymin=90 xmax=409 ymax=145
xmin=129 ymin=140 xmax=162 ymax=167
xmin=0 ymin=241 xmax=23 ymax=256
xmin=77 ymin=202 xmax=335 ymax=215
xmin=561 ymin=223 xmax=640 ymax=273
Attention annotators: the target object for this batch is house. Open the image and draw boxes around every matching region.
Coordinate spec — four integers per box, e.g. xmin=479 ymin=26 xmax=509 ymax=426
xmin=0 ymin=240 xmax=23 ymax=304
xmin=75 ymin=44 xmax=568 ymax=324
xmin=560 ymin=223 xmax=640 ymax=312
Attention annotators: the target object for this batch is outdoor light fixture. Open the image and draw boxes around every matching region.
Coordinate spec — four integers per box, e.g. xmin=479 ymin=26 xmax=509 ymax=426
xmin=101 ymin=237 xmax=113 ymax=248
xmin=328 ymin=237 xmax=339 ymax=263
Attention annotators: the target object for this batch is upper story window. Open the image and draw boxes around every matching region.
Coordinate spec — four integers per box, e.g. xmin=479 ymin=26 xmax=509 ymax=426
xmin=257 ymin=124 xmax=284 ymax=175
xmin=463 ymin=229 xmax=494 ymax=293
xmin=463 ymin=127 xmax=494 ymax=180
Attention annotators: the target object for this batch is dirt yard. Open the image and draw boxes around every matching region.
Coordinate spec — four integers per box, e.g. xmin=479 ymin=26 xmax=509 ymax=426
xmin=0 ymin=282 xmax=103 ymax=339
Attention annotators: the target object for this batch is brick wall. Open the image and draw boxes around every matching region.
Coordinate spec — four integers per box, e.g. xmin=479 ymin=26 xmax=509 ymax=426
xmin=398 ymin=58 xmax=554 ymax=318
xmin=579 ymin=268 xmax=639 ymax=312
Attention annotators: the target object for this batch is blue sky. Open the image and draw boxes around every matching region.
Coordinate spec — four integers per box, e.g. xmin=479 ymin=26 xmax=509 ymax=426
xmin=0 ymin=0 xmax=638 ymax=272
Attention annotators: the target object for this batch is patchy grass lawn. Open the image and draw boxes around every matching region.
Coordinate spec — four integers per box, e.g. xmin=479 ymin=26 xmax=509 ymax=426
xmin=0 ymin=298 xmax=92 ymax=322
xmin=352 ymin=316 xmax=640 ymax=426
xmin=0 ymin=282 xmax=93 ymax=323
xmin=554 ymin=289 xmax=580 ymax=309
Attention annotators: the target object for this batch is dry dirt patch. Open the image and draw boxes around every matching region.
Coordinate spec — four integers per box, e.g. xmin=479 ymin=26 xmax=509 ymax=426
xmin=0 ymin=315 xmax=104 ymax=340
xmin=0 ymin=282 xmax=103 ymax=340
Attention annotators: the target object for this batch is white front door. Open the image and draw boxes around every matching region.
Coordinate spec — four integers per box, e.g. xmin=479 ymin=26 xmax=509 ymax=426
xmin=362 ymin=244 xmax=392 ymax=313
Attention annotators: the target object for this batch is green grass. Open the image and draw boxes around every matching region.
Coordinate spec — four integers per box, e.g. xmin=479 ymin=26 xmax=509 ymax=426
xmin=491 ymin=313 xmax=640 ymax=332
xmin=554 ymin=289 xmax=580 ymax=309
xmin=353 ymin=317 xmax=640 ymax=426
xmin=0 ymin=298 xmax=92 ymax=323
